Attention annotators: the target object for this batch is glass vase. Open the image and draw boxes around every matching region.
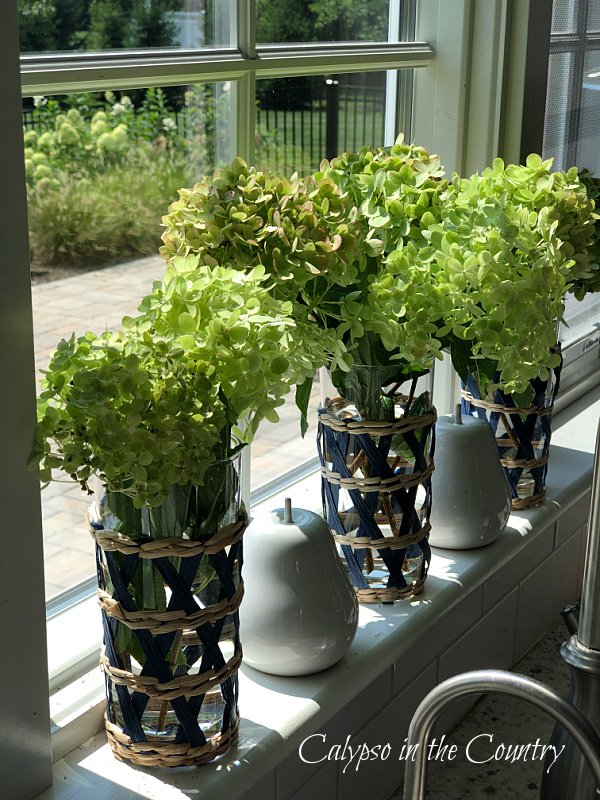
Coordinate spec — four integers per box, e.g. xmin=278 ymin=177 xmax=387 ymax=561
xmin=461 ymin=355 xmax=561 ymax=510
xmin=92 ymin=447 xmax=246 ymax=766
xmin=318 ymin=366 xmax=436 ymax=603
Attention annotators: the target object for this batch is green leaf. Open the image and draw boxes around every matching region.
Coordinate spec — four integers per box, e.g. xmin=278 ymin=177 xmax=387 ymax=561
xmin=107 ymin=491 xmax=144 ymax=538
xmin=295 ymin=376 xmax=313 ymax=438
xmin=178 ymin=312 xmax=196 ymax=334
xmin=449 ymin=337 xmax=474 ymax=384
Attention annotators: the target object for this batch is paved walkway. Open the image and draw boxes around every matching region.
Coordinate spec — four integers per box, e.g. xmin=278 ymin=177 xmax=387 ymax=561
xmin=32 ymin=256 xmax=319 ymax=600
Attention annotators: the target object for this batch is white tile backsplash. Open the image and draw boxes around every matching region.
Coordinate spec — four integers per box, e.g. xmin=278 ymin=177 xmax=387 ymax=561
xmin=515 ymin=537 xmax=582 ymax=661
xmin=483 ymin=527 xmax=553 ymax=612
xmin=337 ymin=664 xmax=438 ymax=800
xmin=276 ymin=668 xmax=393 ymax=798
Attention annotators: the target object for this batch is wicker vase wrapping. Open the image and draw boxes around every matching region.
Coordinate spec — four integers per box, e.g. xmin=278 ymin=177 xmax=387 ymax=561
xmin=461 ymin=353 xmax=562 ymax=511
xmin=317 ymin=369 xmax=436 ymax=604
xmin=88 ymin=450 xmax=246 ymax=768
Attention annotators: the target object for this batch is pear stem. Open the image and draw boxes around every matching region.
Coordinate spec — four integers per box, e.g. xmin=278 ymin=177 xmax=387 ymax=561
xmin=455 ymin=403 xmax=463 ymax=424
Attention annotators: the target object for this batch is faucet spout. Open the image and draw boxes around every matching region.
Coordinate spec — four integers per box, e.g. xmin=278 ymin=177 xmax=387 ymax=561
xmin=403 ymin=669 xmax=600 ymax=800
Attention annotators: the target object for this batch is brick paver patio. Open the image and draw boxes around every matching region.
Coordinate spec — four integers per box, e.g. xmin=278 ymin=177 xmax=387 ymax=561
xmin=33 ymin=256 xmax=319 ymax=600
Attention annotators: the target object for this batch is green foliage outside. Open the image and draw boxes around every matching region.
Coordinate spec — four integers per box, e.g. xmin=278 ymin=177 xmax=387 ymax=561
xmin=19 ymin=0 xmax=389 ymax=54
xmin=19 ymin=0 xmax=180 ymax=53
xmin=24 ymin=87 xmax=220 ymax=268
xmin=256 ymin=0 xmax=389 ymax=43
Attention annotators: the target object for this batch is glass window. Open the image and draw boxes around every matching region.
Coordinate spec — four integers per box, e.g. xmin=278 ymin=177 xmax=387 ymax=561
xmin=18 ymin=0 xmax=230 ymax=54
xmin=256 ymin=0 xmax=391 ymax=44
xmin=587 ymin=2 xmax=600 ymax=33
xmin=544 ymin=0 xmax=600 ymax=405
xmin=543 ymin=52 xmax=574 ymax=171
xmin=18 ymin=0 xmax=420 ymax=610
xmin=578 ymin=50 xmax=600 ymax=173
xmin=256 ymin=70 xmax=392 ymax=174
xmin=28 ymin=82 xmax=230 ymax=600
xmin=551 ymin=0 xmax=578 ymax=34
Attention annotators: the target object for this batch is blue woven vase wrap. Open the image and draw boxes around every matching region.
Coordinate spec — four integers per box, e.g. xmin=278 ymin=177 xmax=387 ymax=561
xmin=461 ymin=354 xmax=562 ymax=510
xmin=317 ymin=407 xmax=436 ymax=603
xmin=90 ymin=512 xmax=246 ymax=767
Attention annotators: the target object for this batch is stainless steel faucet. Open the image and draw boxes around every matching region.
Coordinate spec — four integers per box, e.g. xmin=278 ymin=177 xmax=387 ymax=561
xmin=402 ymin=669 xmax=600 ymax=800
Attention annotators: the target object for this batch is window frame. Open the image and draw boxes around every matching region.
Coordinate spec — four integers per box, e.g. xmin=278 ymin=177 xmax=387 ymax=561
xmin=27 ymin=0 xmax=431 ymax=622
xmin=1 ymin=2 xmax=572 ymax=796
xmin=535 ymin=0 xmax=600 ymax=410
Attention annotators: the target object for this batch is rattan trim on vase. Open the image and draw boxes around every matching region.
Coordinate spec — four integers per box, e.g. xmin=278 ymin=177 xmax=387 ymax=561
xmin=500 ymin=454 xmax=549 ymax=470
xmin=105 ymin=714 xmax=239 ymax=767
xmin=97 ymin=582 xmax=244 ymax=633
xmin=461 ymin=390 xmax=553 ymax=417
xmin=355 ymin=577 xmax=426 ymax=604
xmin=332 ymin=523 xmax=430 ymax=552
xmin=89 ymin=514 xmax=246 ymax=558
xmin=511 ymin=490 xmax=546 ymax=510
xmin=100 ymin=645 xmax=242 ymax=701
xmin=319 ymin=410 xmax=437 ymax=437
xmin=321 ymin=462 xmax=434 ymax=493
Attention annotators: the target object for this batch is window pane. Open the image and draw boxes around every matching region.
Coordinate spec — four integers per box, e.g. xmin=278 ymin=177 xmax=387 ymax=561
xmin=250 ymin=68 xmax=408 ymax=493
xmin=19 ymin=0 xmax=230 ymax=53
xmin=551 ymin=0 xmax=577 ymax=34
xmin=28 ymin=83 xmax=231 ymax=600
xmin=545 ymin=0 xmax=600 ymax=405
xmin=256 ymin=0 xmax=391 ymax=43
xmin=587 ymin=2 xmax=600 ymax=33
xmin=256 ymin=71 xmax=393 ymax=174
xmin=543 ymin=51 xmax=574 ymax=171
xmin=578 ymin=51 xmax=600 ymax=172
xmin=251 ymin=380 xmax=321 ymax=493
xmin=561 ymin=293 xmax=600 ymax=348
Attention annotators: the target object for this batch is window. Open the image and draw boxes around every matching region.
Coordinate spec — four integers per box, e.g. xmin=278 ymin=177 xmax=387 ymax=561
xmin=542 ymin=0 xmax=600 ymax=409
xmin=20 ymin=1 xmax=422 ymax=608
xmin=2 ymin=2 xmax=562 ymax=797
xmin=19 ymin=0 xmax=426 ymax=604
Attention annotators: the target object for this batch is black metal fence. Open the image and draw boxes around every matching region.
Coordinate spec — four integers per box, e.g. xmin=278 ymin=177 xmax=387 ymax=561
xmin=23 ymin=79 xmax=386 ymax=177
xmin=256 ymin=78 xmax=386 ymax=175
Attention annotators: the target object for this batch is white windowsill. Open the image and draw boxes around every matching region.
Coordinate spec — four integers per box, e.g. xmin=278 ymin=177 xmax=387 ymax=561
xmin=36 ymin=385 xmax=600 ymax=800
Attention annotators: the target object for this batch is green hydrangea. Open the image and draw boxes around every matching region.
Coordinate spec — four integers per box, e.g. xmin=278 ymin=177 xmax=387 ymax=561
xmin=161 ymin=156 xmax=361 ymax=289
xmin=37 ymin=131 xmax=54 ymax=152
xmin=423 ymin=157 xmax=581 ymax=394
xmin=300 ymin=138 xmax=447 ymax=374
xmin=32 ymin=258 xmax=322 ymax=508
xmin=23 ymin=130 xmax=37 ymax=147
xmin=34 ymin=163 xmax=52 ymax=180
xmin=317 ymin=135 xmax=446 ymax=254
xmin=574 ymin=168 xmax=600 ymax=297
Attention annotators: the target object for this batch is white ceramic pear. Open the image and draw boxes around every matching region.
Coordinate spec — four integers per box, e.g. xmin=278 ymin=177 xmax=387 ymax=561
xmin=429 ymin=405 xmax=512 ymax=549
xmin=240 ymin=499 xmax=358 ymax=676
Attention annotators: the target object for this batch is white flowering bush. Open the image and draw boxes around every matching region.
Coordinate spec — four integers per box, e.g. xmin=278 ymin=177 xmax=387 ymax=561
xmin=25 ymin=88 xmax=190 ymax=266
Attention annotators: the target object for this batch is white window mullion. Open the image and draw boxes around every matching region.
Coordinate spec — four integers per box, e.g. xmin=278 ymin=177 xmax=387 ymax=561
xmin=230 ymin=0 xmax=257 ymax=166
xmin=384 ymin=0 xmax=402 ymax=145
xmin=0 ymin=2 xmax=52 ymax=798
xmin=232 ymin=73 xmax=257 ymax=165
xmin=412 ymin=0 xmax=472 ymax=174
xmin=233 ymin=0 xmax=257 ymax=59
xmin=463 ymin=0 xmax=509 ymax=173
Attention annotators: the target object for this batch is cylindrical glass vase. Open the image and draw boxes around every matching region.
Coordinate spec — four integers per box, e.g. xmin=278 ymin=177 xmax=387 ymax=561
xmin=461 ymin=352 xmax=562 ymax=510
xmin=90 ymin=448 xmax=247 ymax=767
xmin=318 ymin=366 xmax=436 ymax=604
